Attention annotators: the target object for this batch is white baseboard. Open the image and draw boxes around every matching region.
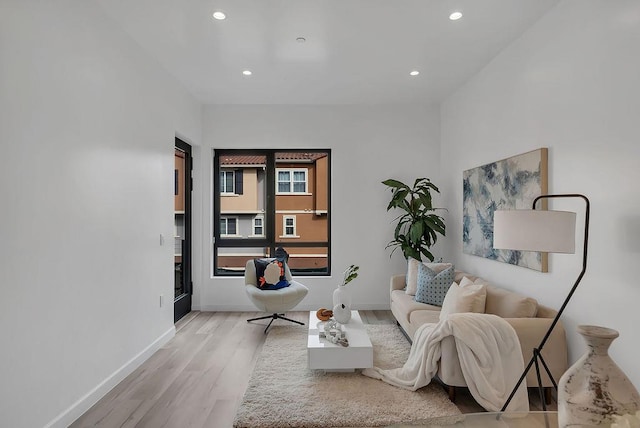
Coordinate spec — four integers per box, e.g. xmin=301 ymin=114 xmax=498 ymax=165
xmin=44 ymin=326 xmax=176 ymax=428
xmin=195 ymin=304 xmax=391 ymax=312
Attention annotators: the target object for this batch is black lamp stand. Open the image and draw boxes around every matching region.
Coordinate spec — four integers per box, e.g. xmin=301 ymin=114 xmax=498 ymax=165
xmin=500 ymin=194 xmax=590 ymax=412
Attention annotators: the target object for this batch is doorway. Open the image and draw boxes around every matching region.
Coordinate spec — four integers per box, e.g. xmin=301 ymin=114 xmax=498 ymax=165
xmin=174 ymin=138 xmax=192 ymax=322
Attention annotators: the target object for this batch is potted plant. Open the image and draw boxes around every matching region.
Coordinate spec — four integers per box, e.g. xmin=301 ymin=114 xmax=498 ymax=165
xmin=382 ymin=178 xmax=446 ymax=262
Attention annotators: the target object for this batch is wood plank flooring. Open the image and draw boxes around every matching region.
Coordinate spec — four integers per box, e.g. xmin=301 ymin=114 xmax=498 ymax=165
xmin=71 ymin=311 xmax=556 ymax=428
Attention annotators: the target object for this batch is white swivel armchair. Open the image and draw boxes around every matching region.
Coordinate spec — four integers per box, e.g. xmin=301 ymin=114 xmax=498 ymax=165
xmin=244 ymin=259 xmax=309 ymax=333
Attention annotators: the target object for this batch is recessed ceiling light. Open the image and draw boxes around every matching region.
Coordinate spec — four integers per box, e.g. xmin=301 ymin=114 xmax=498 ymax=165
xmin=296 ymin=37 xmax=306 ymax=43
xmin=242 ymin=70 xmax=252 ymax=76
xmin=212 ymin=11 xmax=226 ymax=20
xmin=449 ymin=11 xmax=463 ymax=20
xmin=409 ymin=70 xmax=420 ymax=76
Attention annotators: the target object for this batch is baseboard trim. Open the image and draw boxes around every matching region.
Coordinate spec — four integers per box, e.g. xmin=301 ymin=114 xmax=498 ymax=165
xmin=44 ymin=326 xmax=176 ymax=428
xmin=195 ymin=304 xmax=391 ymax=312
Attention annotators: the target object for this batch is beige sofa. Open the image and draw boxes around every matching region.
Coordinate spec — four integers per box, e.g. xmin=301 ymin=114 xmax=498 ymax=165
xmin=390 ymin=270 xmax=568 ymax=401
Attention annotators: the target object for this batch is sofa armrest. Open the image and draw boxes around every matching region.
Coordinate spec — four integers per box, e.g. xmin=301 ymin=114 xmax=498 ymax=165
xmin=390 ymin=274 xmax=406 ymax=292
xmin=438 ymin=316 xmax=568 ymax=389
xmin=504 ymin=317 xmax=568 ymax=386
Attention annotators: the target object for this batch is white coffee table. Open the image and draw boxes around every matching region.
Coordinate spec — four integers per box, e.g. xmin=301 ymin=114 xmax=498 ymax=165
xmin=307 ymin=310 xmax=373 ymax=371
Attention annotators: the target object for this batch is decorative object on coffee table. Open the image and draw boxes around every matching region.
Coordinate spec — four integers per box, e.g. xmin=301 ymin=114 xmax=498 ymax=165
xmin=332 ymin=264 xmax=359 ymax=317
xmin=333 ymin=303 xmax=351 ymax=324
xmin=493 ymin=193 xmax=589 ymax=412
xmin=315 ymin=308 xmax=333 ymax=321
xmin=558 ymin=325 xmax=640 ymax=428
xmin=320 ymin=319 xmax=349 ymax=347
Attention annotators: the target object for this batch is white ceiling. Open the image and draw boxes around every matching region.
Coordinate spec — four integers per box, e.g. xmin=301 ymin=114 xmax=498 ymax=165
xmin=96 ymin=0 xmax=560 ymax=105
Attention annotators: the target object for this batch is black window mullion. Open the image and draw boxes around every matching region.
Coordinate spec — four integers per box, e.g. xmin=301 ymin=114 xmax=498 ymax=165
xmin=213 ymin=151 xmax=221 ymax=275
xmin=265 ymin=152 xmax=276 ymax=257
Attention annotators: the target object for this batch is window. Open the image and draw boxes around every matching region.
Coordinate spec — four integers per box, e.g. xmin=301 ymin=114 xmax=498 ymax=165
xmin=220 ymin=217 xmax=238 ymax=236
xmin=283 ymin=216 xmax=296 ymax=237
xmin=220 ymin=169 xmax=244 ymax=195
xmin=214 ymin=150 xmax=331 ymax=276
xmin=253 ymin=216 xmax=264 ymax=236
xmin=277 ymin=169 xmax=307 ymax=194
xmin=220 ymin=170 xmax=234 ymax=194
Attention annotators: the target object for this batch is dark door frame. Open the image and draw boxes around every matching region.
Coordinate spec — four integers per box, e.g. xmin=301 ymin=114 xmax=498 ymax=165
xmin=175 ymin=138 xmax=192 ymax=322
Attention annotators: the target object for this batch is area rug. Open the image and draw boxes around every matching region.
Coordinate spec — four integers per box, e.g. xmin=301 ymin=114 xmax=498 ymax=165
xmin=233 ymin=324 xmax=462 ymax=427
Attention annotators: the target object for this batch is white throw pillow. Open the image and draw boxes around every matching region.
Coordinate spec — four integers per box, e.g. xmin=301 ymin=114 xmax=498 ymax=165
xmin=405 ymin=258 xmax=420 ymax=295
xmin=439 ymin=276 xmax=487 ymax=321
xmin=405 ymin=258 xmax=453 ymax=296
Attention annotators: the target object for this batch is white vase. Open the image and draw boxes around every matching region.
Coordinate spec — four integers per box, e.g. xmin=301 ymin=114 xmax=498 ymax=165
xmin=558 ymin=325 xmax=640 ymax=428
xmin=332 ymin=285 xmax=352 ymax=308
xmin=332 ymin=285 xmax=352 ymax=324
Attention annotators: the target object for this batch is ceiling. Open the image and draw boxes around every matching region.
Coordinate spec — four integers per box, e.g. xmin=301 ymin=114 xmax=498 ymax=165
xmin=96 ymin=0 xmax=560 ymax=105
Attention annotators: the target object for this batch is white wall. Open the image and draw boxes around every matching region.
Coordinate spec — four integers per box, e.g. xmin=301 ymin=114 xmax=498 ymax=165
xmin=196 ymin=105 xmax=442 ymax=312
xmin=0 ymin=1 xmax=201 ymax=427
xmin=441 ymin=0 xmax=640 ymax=386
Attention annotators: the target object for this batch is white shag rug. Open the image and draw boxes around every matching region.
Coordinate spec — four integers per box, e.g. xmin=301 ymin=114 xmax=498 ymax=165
xmin=233 ymin=324 xmax=462 ymax=427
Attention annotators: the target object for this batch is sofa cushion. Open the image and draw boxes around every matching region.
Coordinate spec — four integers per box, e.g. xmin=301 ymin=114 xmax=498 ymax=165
xmin=392 ymin=290 xmax=441 ymax=317
xmin=454 ymin=270 xmax=480 ymax=284
xmin=485 ymin=285 xmax=538 ymax=318
xmin=439 ymin=277 xmax=487 ymax=321
xmin=406 ymin=258 xmax=452 ymax=296
xmin=406 ymin=258 xmax=420 ymax=295
xmin=409 ymin=310 xmax=441 ymax=329
xmin=414 ymin=263 xmax=455 ymax=306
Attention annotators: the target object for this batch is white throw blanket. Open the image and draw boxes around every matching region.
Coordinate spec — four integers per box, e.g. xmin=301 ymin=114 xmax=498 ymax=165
xmin=363 ymin=313 xmax=529 ymax=412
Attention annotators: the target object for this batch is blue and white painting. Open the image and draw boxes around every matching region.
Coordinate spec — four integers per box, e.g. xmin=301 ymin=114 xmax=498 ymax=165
xmin=463 ymin=148 xmax=548 ymax=272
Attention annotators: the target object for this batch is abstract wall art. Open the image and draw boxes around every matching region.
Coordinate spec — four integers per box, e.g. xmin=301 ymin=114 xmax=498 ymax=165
xmin=463 ymin=148 xmax=548 ymax=271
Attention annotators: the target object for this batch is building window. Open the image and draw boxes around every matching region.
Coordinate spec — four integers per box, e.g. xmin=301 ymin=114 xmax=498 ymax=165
xmin=283 ymin=216 xmax=296 ymax=237
xmin=214 ymin=150 xmax=331 ymax=276
xmin=220 ymin=217 xmax=238 ymax=236
xmin=253 ymin=216 xmax=264 ymax=236
xmin=220 ymin=170 xmax=234 ymax=194
xmin=277 ymin=169 xmax=307 ymax=194
xmin=220 ymin=169 xmax=243 ymax=195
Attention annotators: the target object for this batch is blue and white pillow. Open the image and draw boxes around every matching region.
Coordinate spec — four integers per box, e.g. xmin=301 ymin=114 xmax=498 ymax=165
xmin=414 ymin=263 xmax=455 ymax=306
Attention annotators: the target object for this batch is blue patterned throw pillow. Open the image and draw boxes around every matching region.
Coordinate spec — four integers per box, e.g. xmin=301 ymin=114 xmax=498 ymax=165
xmin=414 ymin=263 xmax=455 ymax=306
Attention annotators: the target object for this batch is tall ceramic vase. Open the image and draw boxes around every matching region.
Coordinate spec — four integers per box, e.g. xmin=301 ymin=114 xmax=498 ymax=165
xmin=558 ymin=325 xmax=640 ymax=428
xmin=332 ymin=285 xmax=352 ymax=323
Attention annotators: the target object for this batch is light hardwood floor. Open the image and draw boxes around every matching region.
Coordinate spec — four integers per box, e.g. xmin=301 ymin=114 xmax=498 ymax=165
xmin=71 ymin=311 xmax=556 ymax=428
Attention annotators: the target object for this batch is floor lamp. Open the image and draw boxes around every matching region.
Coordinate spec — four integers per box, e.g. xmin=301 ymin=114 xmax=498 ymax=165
xmin=493 ymin=194 xmax=590 ymax=412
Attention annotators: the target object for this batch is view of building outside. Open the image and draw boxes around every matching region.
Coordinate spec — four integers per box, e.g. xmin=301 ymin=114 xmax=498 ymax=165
xmin=214 ymin=151 xmax=330 ymax=275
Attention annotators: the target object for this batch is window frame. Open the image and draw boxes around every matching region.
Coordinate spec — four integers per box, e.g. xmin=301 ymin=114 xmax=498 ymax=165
xmin=220 ymin=216 xmax=239 ymax=237
xmin=281 ymin=215 xmax=298 ymax=238
xmin=213 ymin=149 xmax=331 ymax=277
xmin=220 ymin=170 xmax=235 ymax=195
xmin=276 ymin=168 xmax=309 ymax=194
xmin=252 ymin=215 xmax=265 ymax=237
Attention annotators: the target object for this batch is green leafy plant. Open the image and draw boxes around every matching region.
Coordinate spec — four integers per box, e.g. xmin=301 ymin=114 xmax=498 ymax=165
xmin=382 ymin=177 xmax=446 ymax=262
xmin=341 ymin=265 xmax=359 ymax=286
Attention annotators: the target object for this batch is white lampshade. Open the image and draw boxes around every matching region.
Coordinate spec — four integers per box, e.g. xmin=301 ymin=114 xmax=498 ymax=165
xmin=493 ymin=210 xmax=577 ymax=254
